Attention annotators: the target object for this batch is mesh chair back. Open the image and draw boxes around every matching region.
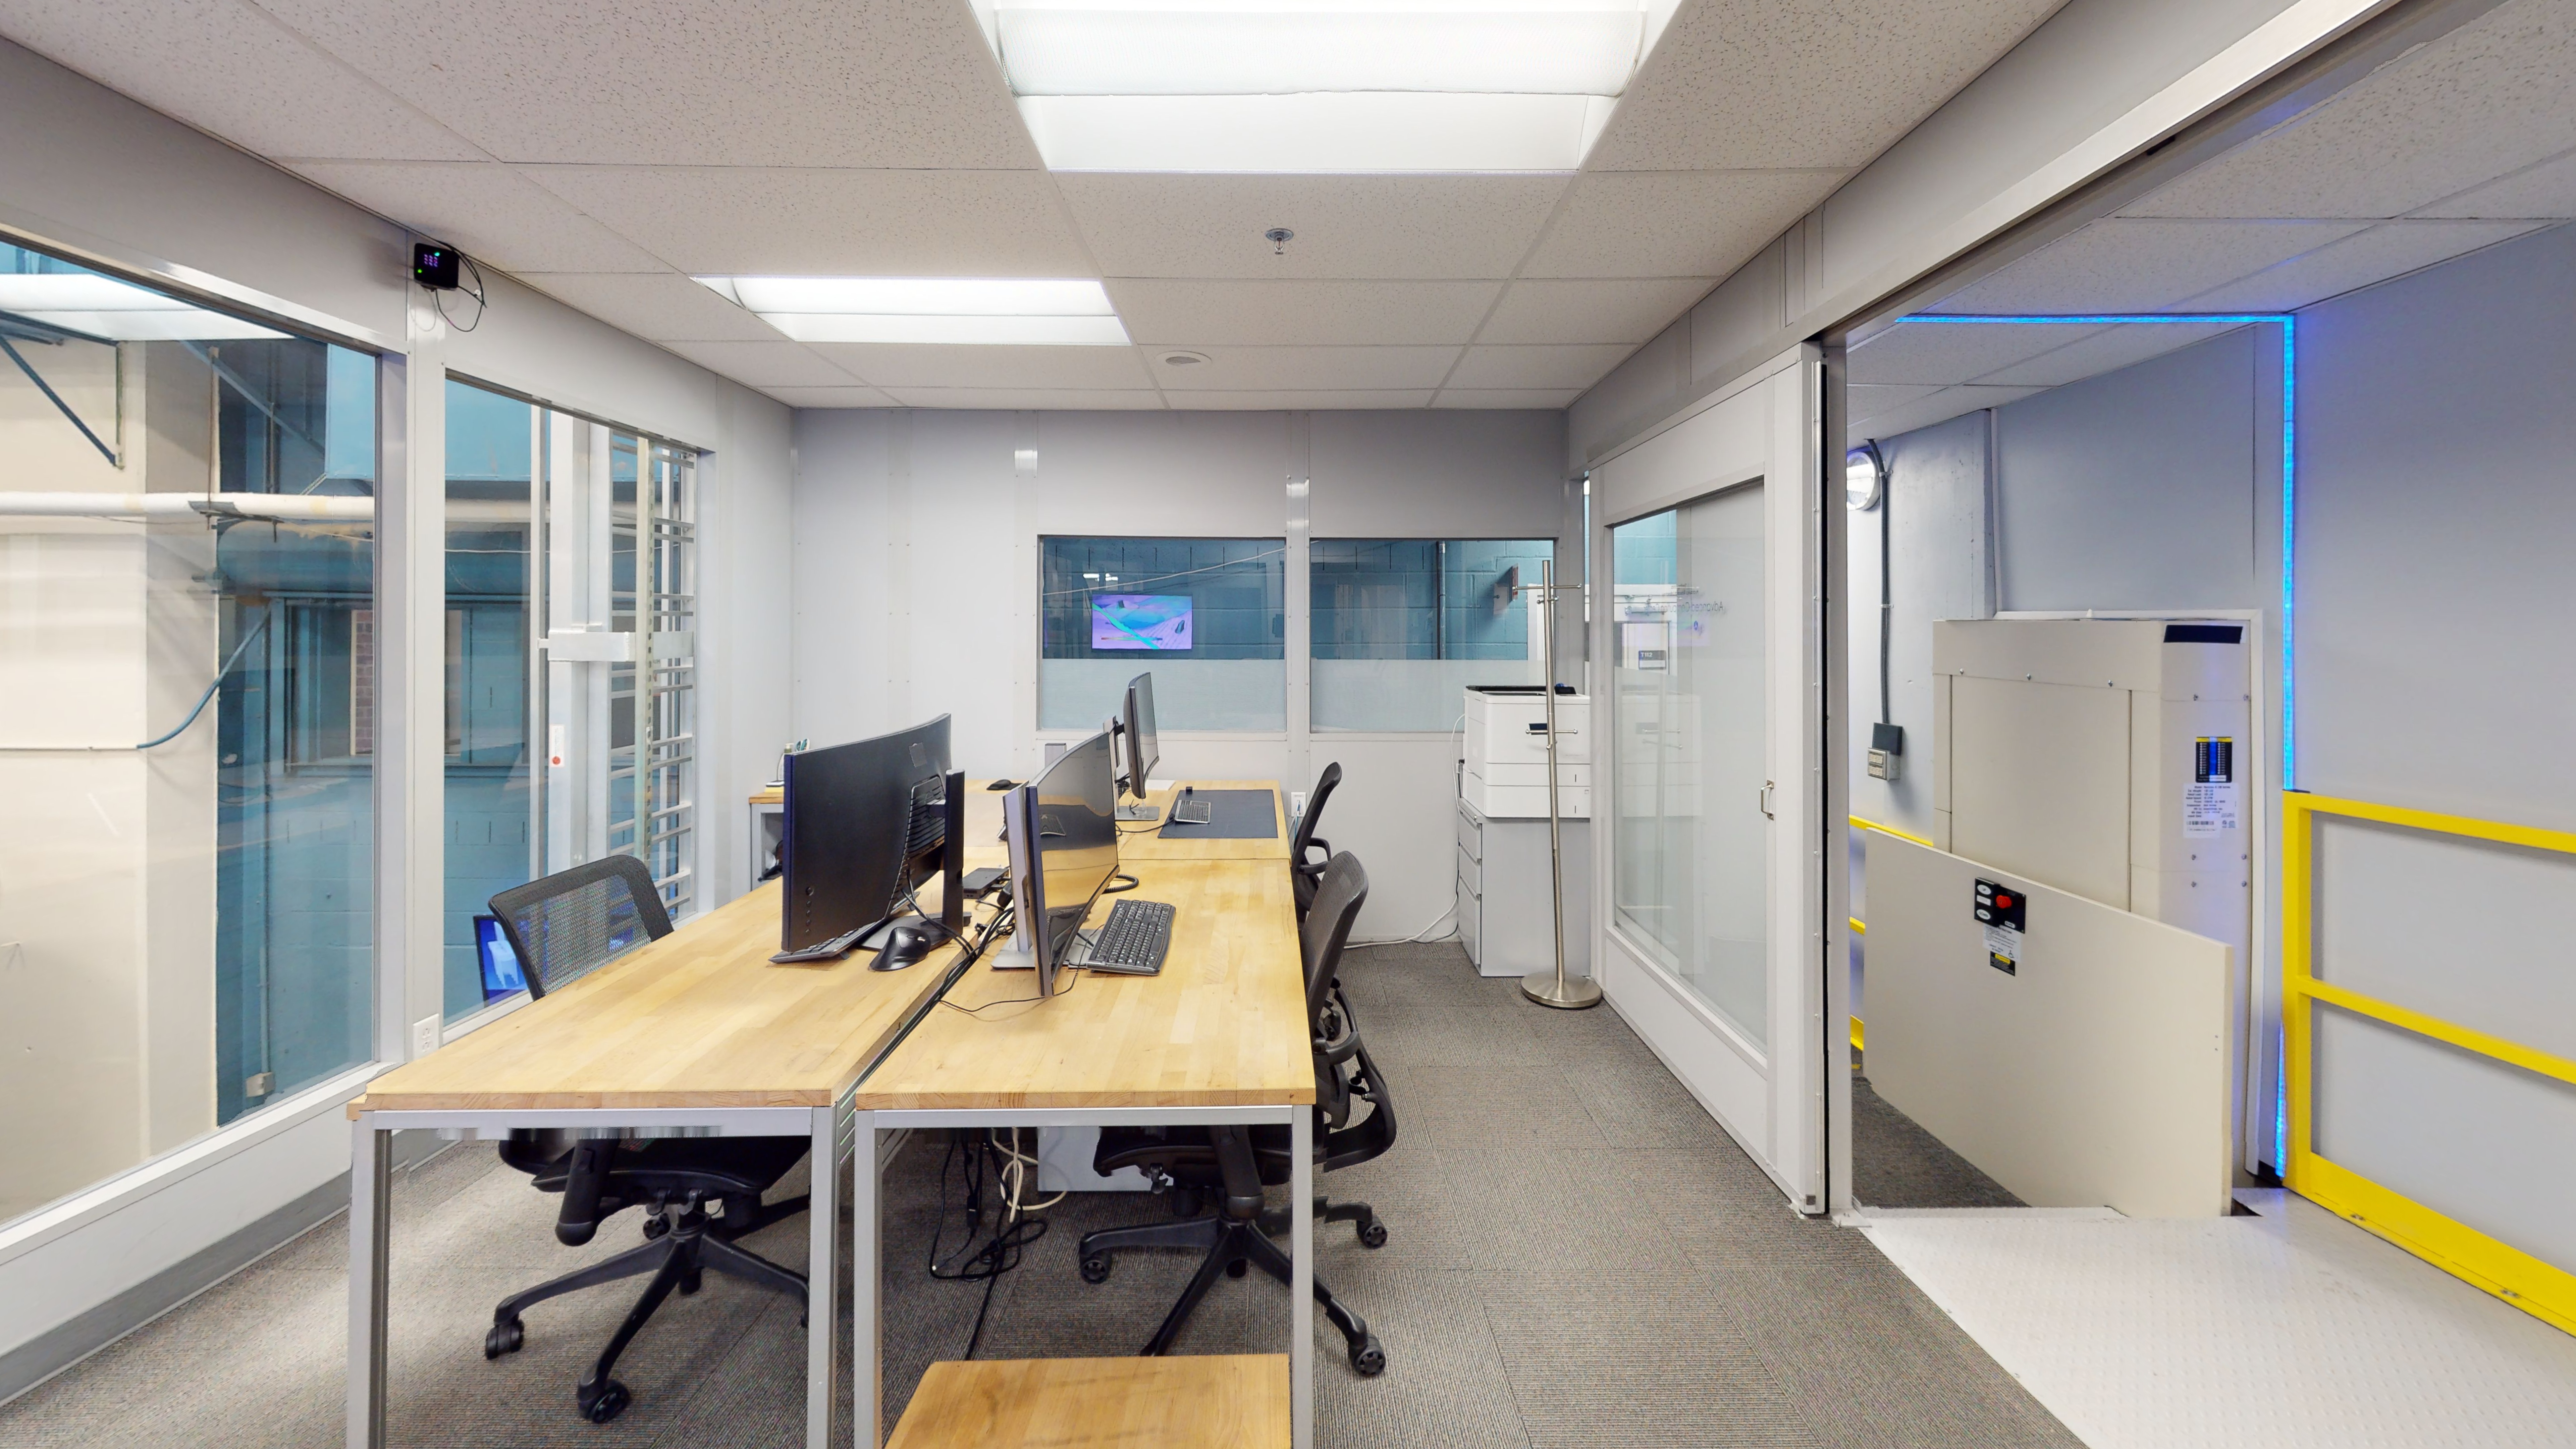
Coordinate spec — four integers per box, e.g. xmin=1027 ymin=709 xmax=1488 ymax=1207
xmin=1299 ymin=852 xmax=1368 ymax=1022
xmin=1288 ymin=762 xmax=1342 ymax=866
xmin=488 ymin=854 xmax=673 ymax=999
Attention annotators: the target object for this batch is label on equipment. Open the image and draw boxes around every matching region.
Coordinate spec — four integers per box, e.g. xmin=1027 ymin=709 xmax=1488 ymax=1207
xmin=1973 ymin=878 xmax=2025 ymax=976
xmin=2185 ymin=736 xmax=2237 ymax=838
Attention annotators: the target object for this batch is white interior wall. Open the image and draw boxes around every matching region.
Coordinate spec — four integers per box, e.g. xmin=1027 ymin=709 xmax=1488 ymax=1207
xmin=0 ymin=35 xmax=794 ymax=1382
xmin=788 ymin=407 xmax=1565 ymax=938
xmin=2293 ymin=220 xmax=2576 ymax=1268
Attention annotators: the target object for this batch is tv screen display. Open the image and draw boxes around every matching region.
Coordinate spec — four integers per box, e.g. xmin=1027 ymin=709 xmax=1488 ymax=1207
xmin=1091 ymin=594 xmax=1192 ymax=651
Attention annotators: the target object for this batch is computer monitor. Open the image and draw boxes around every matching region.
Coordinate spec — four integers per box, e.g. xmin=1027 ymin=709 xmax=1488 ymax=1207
xmin=999 ymin=728 xmax=1120 ymax=996
xmin=1114 ymin=671 xmax=1160 ymax=817
xmin=773 ymin=714 xmax=953 ymax=964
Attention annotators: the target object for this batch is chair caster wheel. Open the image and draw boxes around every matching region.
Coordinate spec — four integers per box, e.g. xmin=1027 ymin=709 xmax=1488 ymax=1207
xmin=484 ymin=1318 xmax=524 ymax=1358
xmin=1080 ymin=1254 xmax=1113 ymax=1285
xmin=1225 ymin=1258 xmax=1249 ymax=1279
xmin=1357 ymin=1219 xmax=1389 ymax=1249
xmin=1350 ymin=1333 xmax=1386 ymax=1376
xmin=643 ymin=1215 xmax=670 ymax=1240
xmin=679 ymin=1271 xmax=702 ymax=1296
xmin=579 ymin=1378 xmax=631 ymax=1423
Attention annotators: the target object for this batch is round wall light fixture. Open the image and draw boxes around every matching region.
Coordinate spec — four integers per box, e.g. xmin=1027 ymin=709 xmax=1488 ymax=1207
xmin=1846 ymin=443 xmax=1886 ymax=511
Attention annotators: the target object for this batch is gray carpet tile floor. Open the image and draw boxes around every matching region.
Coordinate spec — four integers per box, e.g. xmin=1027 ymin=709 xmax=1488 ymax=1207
xmin=0 ymin=941 xmax=2078 ymax=1448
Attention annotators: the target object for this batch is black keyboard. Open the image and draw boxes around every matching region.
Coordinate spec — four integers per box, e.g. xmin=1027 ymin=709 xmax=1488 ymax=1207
xmin=1077 ymin=898 xmax=1175 ymax=975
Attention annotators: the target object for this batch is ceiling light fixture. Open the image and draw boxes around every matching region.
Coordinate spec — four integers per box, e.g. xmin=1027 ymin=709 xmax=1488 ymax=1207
xmin=978 ymin=0 xmax=1675 ymax=172
xmin=696 ymin=275 xmax=1131 ymax=345
xmin=0 ymin=272 xmax=285 ymax=341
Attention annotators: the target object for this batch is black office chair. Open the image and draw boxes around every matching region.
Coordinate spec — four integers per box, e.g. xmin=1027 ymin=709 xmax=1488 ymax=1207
xmin=482 ymin=855 xmax=811 ymax=1424
xmin=1289 ymin=762 xmax=1342 ymax=920
xmin=1076 ymin=852 xmax=1397 ymax=1375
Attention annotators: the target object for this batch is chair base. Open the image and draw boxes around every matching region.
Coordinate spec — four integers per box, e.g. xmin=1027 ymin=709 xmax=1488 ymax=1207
xmin=1077 ymin=1196 xmax=1386 ymax=1375
xmin=486 ymin=1198 xmax=807 ymax=1421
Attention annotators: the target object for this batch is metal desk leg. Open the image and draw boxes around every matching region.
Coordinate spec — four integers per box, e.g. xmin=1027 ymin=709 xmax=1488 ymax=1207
xmin=808 ymin=1103 xmax=850 ymax=1449
xmin=853 ymin=1112 xmax=881 ymax=1448
xmin=346 ymin=1118 xmax=390 ymax=1449
xmin=1291 ymin=1110 xmax=1313 ymax=1449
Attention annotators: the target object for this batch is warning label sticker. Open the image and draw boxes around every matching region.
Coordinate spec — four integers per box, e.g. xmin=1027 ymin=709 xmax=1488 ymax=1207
xmin=1982 ymin=922 xmax=2022 ymax=975
xmin=2186 ymin=736 xmax=2237 ymax=838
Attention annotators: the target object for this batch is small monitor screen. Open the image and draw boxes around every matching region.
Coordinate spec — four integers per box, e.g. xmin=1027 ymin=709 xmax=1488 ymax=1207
xmin=1091 ymin=594 xmax=1192 ymax=651
xmin=1122 ymin=672 xmax=1158 ymax=800
xmin=476 ymin=915 xmax=527 ymax=999
xmin=1032 ymin=731 xmax=1120 ymax=963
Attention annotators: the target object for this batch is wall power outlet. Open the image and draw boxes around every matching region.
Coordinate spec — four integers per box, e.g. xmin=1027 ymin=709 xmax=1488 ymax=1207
xmin=412 ymin=1014 xmax=441 ymax=1060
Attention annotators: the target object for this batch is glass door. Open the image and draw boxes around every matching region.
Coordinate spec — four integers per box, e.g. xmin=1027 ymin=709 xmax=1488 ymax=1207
xmin=1588 ymin=350 xmax=1828 ymax=1211
xmin=1611 ymin=488 xmax=1770 ymax=1041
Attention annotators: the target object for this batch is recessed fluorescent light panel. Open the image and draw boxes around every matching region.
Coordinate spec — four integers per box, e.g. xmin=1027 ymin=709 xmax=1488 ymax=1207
xmin=976 ymin=0 xmax=1679 ymax=171
xmin=697 ymin=276 xmax=1131 ymax=345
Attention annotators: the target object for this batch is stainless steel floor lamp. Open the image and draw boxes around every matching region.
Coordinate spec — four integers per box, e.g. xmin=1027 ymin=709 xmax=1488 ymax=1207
xmin=1519 ymin=558 xmax=1600 ymax=1010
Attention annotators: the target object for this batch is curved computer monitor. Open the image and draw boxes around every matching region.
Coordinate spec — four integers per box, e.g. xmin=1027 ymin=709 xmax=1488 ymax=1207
xmin=1120 ymin=672 xmax=1159 ymax=803
xmin=775 ymin=714 xmax=950 ymax=962
xmin=1004 ymin=728 xmax=1119 ymax=992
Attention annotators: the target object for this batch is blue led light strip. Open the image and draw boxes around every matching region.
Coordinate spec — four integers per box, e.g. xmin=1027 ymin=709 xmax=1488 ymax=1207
xmin=1894 ymin=311 xmax=2298 ymax=790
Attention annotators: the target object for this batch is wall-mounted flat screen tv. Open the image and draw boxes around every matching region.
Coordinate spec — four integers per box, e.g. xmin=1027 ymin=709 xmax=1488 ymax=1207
xmin=1091 ymin=594 xmax=1193 ymax=651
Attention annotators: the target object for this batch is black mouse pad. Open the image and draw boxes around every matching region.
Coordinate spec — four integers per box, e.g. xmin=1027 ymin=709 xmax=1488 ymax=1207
xmin=1156 ymin=789 xmax=1281 ymax=840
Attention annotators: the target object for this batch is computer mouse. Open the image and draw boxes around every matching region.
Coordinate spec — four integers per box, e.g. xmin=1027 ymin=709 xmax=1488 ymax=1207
xmin=874 ymin=923 xmax=933 ymax=971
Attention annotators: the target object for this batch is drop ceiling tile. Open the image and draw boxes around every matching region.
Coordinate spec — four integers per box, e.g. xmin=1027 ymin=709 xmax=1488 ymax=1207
xmin=1447 ymin=344 xmax=1633 ymax=390
xmin=0 ymin=0 xmax=477 ymax=161
xmin=1848 ymin=321 xmax=2108 ymax=386
xmin=1847 ymin=385 xmax=2047 ymax=446
xmin=1972 ymin=321 xmax=2247 ymax=387
xmin=2418 ymin=150 xmax=2576 ymax=219
xmin=1433 ymin=388 xmax=1584 ymax=409
xmin=518 ymin=272 xmax=784 ymax=342
xmin=1477 ymin=278 xmax=1714 ymax=344
xmin=1145 ymin=346 xmax=1458 ymax=391
xmin=879 ymin=388 xmax=1166 ymax=410
xmin=1522 ymin=171 xmax=1846 ymax=279
xmin=760 ymin=385 xmax=900 ymax=408
xmin=1107 ymin=280 xmax=1500 ymax=347
xmin=1164 ymin=390 xmax=1434 ymax=410
xmin=1932 ymin=220 xmax=2372 ymax=315
xmin=805 ymin=344 xmax=1155 ymax=391
xmin=654 ymin=340 xmax=859 ymax=388
xmin=251 ymin=0 xmax=1037 ymax=168
xmin=1846 ymin=383 xmax=1946 ymax=421
xmin=1058 ymin=174 xmax=1571 ymax=280
xmin=2118 ymin=0 xmax=2576 ymax=220
xmin=2185 ymin=220 xmax=2548 ymax=312
xmin=519 ymin=167 xmax=1085 ymax=277
xmin=286 ymin=160 xmax=669 ymax=272
xmin=1587 ymin=0 xmax=2063 ymax=170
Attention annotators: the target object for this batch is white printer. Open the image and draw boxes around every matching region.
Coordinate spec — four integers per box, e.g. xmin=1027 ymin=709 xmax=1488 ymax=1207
xmin=1462 ymin=685 xmax=1589 ymax=818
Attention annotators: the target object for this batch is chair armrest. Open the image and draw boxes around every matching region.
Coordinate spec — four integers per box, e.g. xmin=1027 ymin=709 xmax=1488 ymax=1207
xmin=555 ymin=1140 xmax=615 ymax=1246
xmin=1293 ymin=838 xmax=1332 ymax=876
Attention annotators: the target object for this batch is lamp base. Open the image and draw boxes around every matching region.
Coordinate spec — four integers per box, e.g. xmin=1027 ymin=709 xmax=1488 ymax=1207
xmin=1519 ymin=970 xmax=1602 ymax=1010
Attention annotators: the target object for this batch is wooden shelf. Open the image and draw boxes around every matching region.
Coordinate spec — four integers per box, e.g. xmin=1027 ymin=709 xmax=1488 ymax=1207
xmin=886 ymin=1355 xmax=1288 ymax=1449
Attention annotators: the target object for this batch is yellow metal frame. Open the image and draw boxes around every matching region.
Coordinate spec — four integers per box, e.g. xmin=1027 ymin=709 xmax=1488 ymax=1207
xmin=2283 ymin=792 xmax=2576 ymax=1336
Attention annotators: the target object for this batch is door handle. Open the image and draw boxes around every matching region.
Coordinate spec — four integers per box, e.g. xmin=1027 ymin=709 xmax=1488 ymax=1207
xmin=1759 ymin=782 xmax=1775 ymax=819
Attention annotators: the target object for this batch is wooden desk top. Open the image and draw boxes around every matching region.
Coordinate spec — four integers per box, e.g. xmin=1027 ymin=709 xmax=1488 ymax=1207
xmin=855 ymin=855 xmax=1315 ymax=1111
xmin=748 ymin=784 xmax=783 ymax=805
xmin=350 ymin=882 xmax=955 ymax=1115
xmin=885 ymin=1356 xmax=1287 ymax=1449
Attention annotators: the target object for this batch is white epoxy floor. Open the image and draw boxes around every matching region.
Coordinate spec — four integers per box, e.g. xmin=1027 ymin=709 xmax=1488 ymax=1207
xmin=1858 ymin=1191 xmax=2576 ymax=1449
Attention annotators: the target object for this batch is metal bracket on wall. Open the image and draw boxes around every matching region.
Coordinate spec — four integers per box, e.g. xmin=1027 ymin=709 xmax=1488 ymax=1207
xmin=0 ymin=323 xmax=119 ymax=465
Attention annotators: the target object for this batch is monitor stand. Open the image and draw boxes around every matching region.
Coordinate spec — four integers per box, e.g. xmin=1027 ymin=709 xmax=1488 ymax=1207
xmin=770 ymin=925 xmax=865 ymax=965
xmin=1116 ymin=801 xmax=1160 ymax=821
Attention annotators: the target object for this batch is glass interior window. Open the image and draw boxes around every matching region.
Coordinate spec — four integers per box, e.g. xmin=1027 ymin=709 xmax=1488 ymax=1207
xmin=1309 ymin=538 xmax=1553 ymax=731
xmin=443 ymin=380 xmax=536 ymax=1018
xmin=0 ymin=242 xmax=377 ymax=1226
xmin=1610 ymin=489 xmax=1770 ymax=1045
xmin=1038 ymin=537 xmax=1286 ymax=732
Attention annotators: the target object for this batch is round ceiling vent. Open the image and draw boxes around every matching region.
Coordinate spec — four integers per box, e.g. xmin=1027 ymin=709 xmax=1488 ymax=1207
xmin=1161 ymin=350 xmax=1212 ymax=367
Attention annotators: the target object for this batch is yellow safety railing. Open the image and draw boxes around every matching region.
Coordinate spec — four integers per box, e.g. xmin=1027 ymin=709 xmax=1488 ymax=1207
xmin=1845 ymin=817 xmax=1921 ymax=1051
xmin=2284 ymin=792 xmax=2576 ymax=1335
